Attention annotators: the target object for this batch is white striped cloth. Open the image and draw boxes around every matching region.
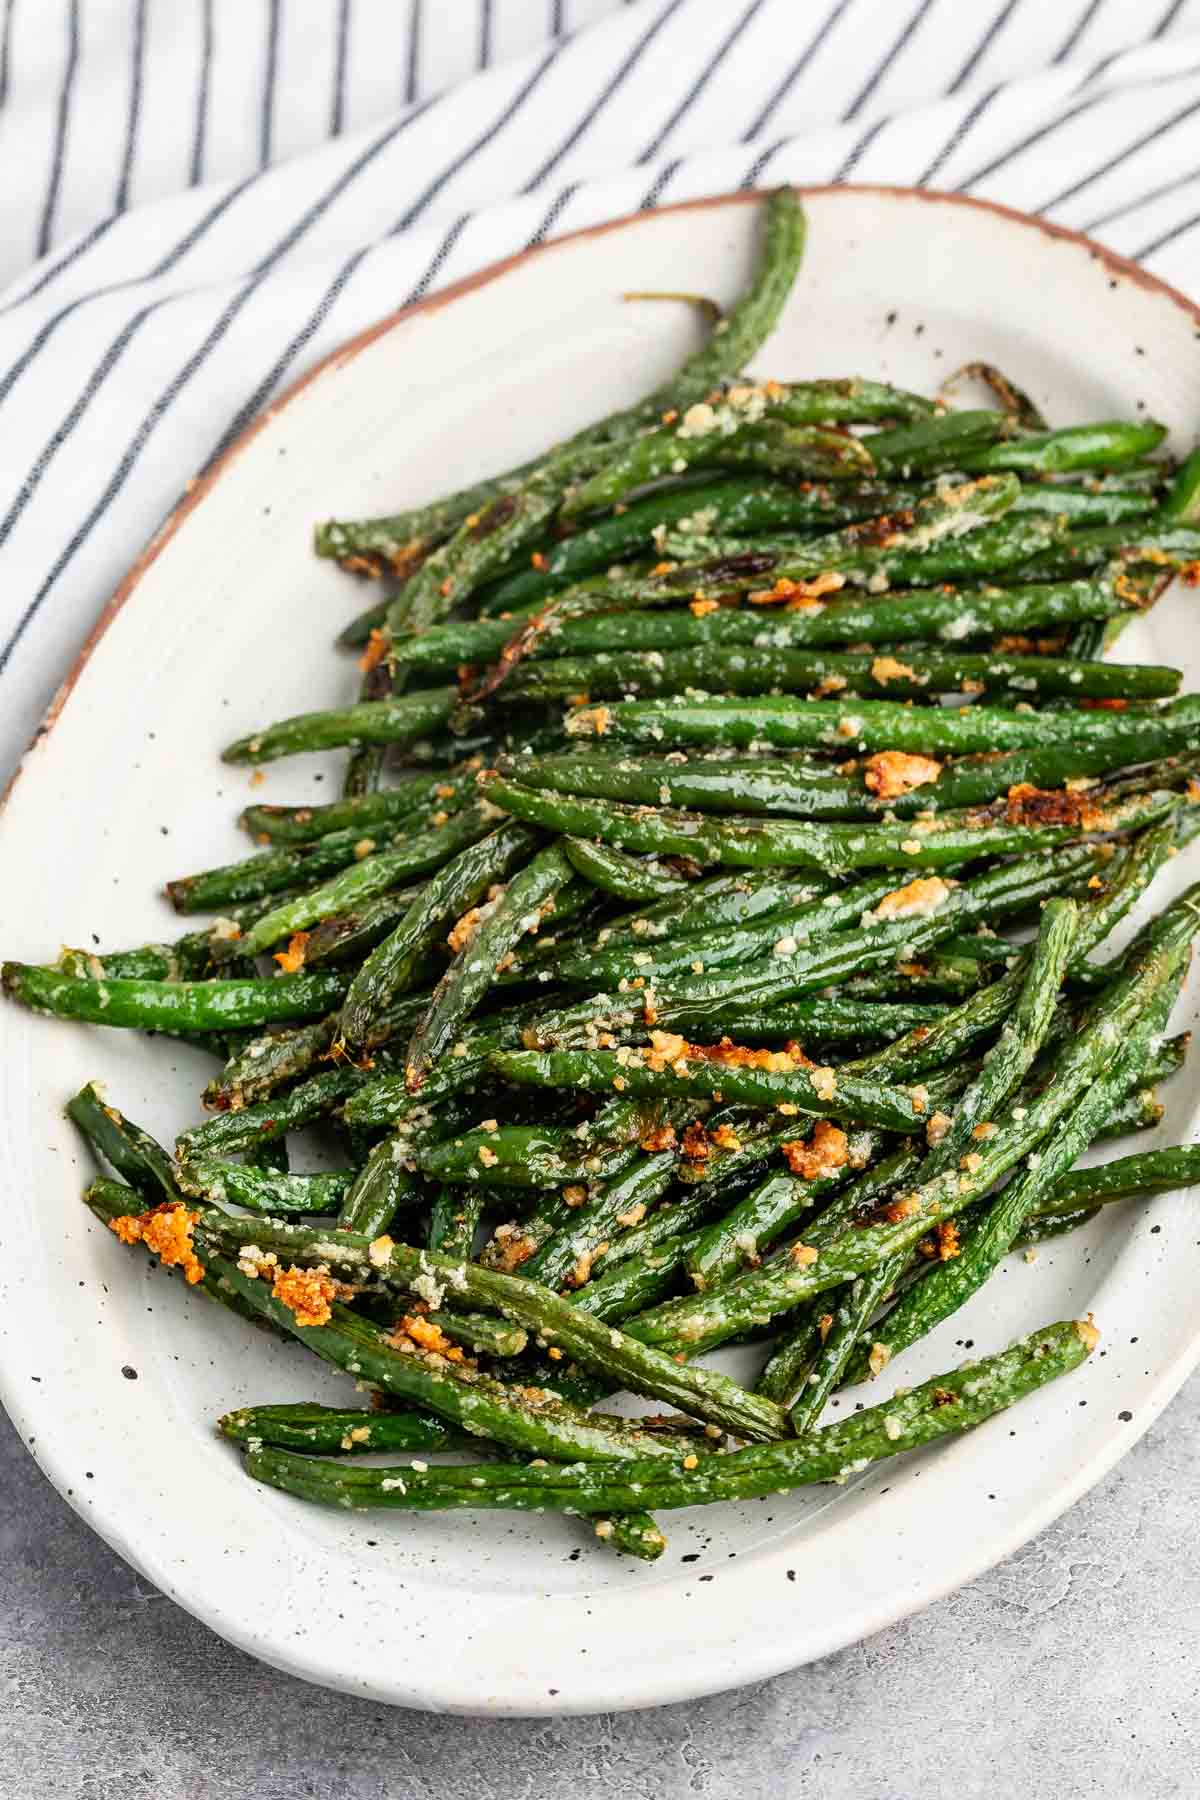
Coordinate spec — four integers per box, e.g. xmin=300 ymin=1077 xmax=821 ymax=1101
xmin=2 ymin=0 xmax=1200 ymax=776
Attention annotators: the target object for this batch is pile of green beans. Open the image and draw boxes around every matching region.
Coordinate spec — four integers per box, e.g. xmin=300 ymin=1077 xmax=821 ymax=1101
xmin=10 ymin=191 xmax=1200 ymax=1564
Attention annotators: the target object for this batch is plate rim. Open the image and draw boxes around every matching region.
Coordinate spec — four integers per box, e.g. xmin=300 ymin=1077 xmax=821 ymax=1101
xmin=4 ymin=182 xmax=1200 ymax=1715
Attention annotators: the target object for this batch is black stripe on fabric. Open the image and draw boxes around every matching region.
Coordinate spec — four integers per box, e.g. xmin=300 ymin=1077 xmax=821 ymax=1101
xmin=842 ymin=0 xmax=936 ymax=121
xmin=1154 ymin=0 xmax=1187 ymax=36
xmin=834 ymin=114 xmax=888 ymax=183
xmin=203 ymin=248 xmax=371 ymax=468
xmin=956 ymin=88 xmax=1104 ymax=188
xmin=0 ymin=321 xmax=231 ymax=682
xmin=36 ymin=0 xmax=80 ymax=258
xmin=401 ymin=213 xmax=470 ymax=307
xmin=519 ymin=0 xmax=685 ymax=192
xmin=1053 ymin=0 xmax=1105 ymax=63
xmin=1074 ymin=47 xmax=1121 ymax=93
xmin=3 ymin=33 xmax=438 ymax=338
xmin=638 ymin=0 xmax=765 ymax=164
xmin=946 ymin=0 xmax=1021 ymax=94
xmin=1081 ymin=165 xmax=1200 ymax=233
xmin=1 ymin=216 xmax=116 ymax=317
xmin=479 ymin=0 xmax=492 ymax=68
xmin=406 ymin=0 xmax=421 ymax=103
xmin=331 ymin=0 xmax=351 ymax=134
xmin=5 ymin=96 xmax=427 ymax=429
xmin=400 ymin=48 xmax=560 ymax=225
xmin=0 ymin=0 xmax=15 ymax=110
xmin=640 ymin=155 xmax=683 ymax=210
xmin=917 ymin=82 xmax=1000 ymax=187
xmin=741 ymin=135 xmax=784 ymax=188
xmin=528 ymin=180 xmax=580 ymax=244
xmin=261 ymin=0 xmax=280 ymax=168
xmin=0 ymin=305 xmax=155 ymax=553
xmin=0 ymin=104 xmax=433 ymax=668
xmin=1039 ymin=89 xmax=1200 ymax=213
xmin=1133 ymin=203 xmax=1200 ymax=262
xmin=0 ymin=169 xmax=262 ymax=410
xmin=960 ymin=59 xmax=1200 ymax=189
xmin=741 ymin=0 xmax=855 ymax=141
xmin=115 ymin=0 xmax=147 ymax=213
xmin=203 ymin=91 xmax=439 ymax=466
xmin=190 ymin=0 xmax=214 ymax=185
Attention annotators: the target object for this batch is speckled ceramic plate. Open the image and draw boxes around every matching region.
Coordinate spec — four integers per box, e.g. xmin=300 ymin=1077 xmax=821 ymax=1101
xmin=2 ymin=186 xmax=1199 ymax=1717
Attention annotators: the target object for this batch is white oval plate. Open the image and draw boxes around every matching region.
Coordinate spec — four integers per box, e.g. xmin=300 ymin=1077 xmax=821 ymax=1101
xmin=2 ymin=186 xmax=1199 ymax=1717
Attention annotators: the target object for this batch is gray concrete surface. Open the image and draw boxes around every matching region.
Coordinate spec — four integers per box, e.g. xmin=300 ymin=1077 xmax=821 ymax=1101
xmin=2 ymin=1380 xmax=1198 ymax=1800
